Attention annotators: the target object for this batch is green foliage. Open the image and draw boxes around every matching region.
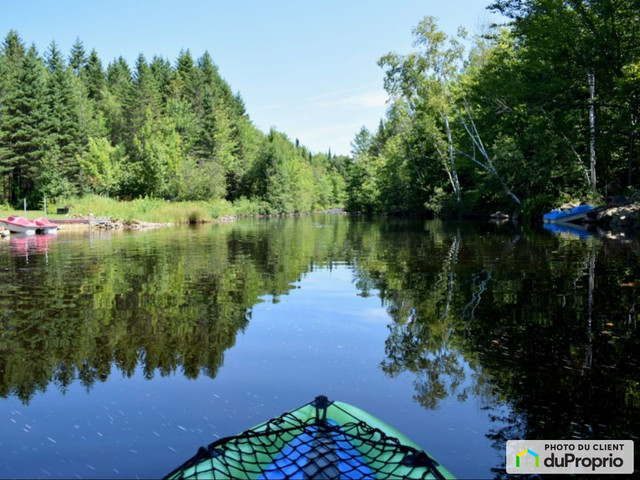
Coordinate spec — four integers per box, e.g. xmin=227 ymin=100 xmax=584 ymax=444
xmin=422 ymin=186 xmax=449 ymax=216
xmin=519 ymin=193 xmax=556 ymax=223
xmin=345 ymin=2 xmax=640 ymax=219
xmin=243 ymin=129 xmax=323 ymax=213
xmin=0 ymin=44 xmax=46 ymax=203
xmin=344 ymin=154 xmax=381 ymax=214
xmin=53 ymin=194 xmax=318 ymax=224
xmin=232 ymin=196 xmax=270 ymax=216
xmin=77 ymin=136 xmax=125 ymax=195
xmin=0 ymin=31 xmax=344 ymax=212
xmin=176 ymin=157 xmax=226 ymax=201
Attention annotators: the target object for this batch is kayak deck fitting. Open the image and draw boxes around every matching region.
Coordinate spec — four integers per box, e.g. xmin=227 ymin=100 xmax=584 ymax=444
xmin=165 ymin=395 xmax=455 ymax=479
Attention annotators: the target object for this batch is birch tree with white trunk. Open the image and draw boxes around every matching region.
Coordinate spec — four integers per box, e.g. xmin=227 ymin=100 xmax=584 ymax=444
xmin=378 ymin=16 xmax=466 ymax=202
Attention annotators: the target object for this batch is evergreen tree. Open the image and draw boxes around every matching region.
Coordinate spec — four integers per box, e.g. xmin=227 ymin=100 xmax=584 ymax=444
xmin=104 ymin=57 xmax=133 ymax=144
xmin=84 ymin=49 xmax=104 ymax=100
xmin=0 ymin=45 xmax=48 ymax=204
xmin=0 ymin=30 xmax=25 ymax=104
xmin=69 ymin=37 xmax=87 ymax=76
xmin=175 ymin=49 xmax=197 ymax=103
xmin=129 ymin=53 xmax=161 ymax=133
xmin=0 ymin=30 xmax=25 ymax=66
xmin=0 ymin=30 xmax=346 ymax=210
xmin=0 ymin=31 xmax=26 ymax=202
xmin=43 ymin=41 xmax=83 ymax=193
xmin=149 ymin=55 xmax=173 ymax=102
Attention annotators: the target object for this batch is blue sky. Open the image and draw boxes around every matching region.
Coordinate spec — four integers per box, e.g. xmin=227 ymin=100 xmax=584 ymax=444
xmin=1 ymin=1 xmax=504 ymax=155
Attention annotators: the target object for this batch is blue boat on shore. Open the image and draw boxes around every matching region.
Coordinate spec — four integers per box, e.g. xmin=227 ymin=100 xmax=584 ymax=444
xmin=543 ymin=204 xmax=595 ymax=224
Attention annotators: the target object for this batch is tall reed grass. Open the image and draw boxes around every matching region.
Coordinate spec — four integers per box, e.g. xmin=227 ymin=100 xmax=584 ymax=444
xmin=53 ymin=195 xmax=241 ymax=224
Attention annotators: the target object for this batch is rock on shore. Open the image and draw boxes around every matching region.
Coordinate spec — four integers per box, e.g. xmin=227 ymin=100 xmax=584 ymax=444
xmin=587 ymin=193 xmax=640 ymax=232
xmin=89 ymin=218 xmax=173 ymax=230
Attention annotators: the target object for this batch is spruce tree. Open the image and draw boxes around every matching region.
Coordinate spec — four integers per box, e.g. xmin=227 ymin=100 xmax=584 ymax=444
xmin=104 ymin=57 xmax=133 ymax=144
xmin=84 ymin=49 xmax=104 ymax=100
xmin=175 ymin=49 xmax=197 ymax=103
xmin=0 ymin=31 xmax=25 ymax=101
xmin=0 ymin=31 xmax=27 ymax=202
xmin=1 ymin=45 xmax=47 ymax=203
xmin=129 ymin=53 xmax=161 ymax=132
xmin=69 ymin=37 xmax=87 ymax=76
xmin=43 ymin=41 xmax=83 ymax=194
xmin=149 ymin=55 xmax=173 ymax=102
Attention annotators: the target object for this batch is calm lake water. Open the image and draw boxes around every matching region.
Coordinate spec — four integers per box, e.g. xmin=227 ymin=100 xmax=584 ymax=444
xmin=0 ymin=215 xmax=638 ymax=478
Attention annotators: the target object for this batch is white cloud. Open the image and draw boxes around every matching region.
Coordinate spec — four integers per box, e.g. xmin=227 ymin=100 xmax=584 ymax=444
xmin=250 ymin=86 xmax=389 ymax=155
xmin=260 ymin=102 xmax=287 ymax=111
xmin=315 ymin=91 xmax=388 ymax=109
xmin=297 ymin=122 xmax=367 ymax=140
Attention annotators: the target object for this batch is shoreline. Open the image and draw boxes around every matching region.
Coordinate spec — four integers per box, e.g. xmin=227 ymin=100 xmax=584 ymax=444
xmin=0 ymin=211 xmax=324 ymax=236
xmin=0 ymin=218 xmax=179 ymax=237
xmin=0 ymin=208 xmax=349 ymax=237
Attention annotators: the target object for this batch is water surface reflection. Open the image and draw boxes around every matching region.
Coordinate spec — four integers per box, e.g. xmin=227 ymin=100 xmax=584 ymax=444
xmin=0 ymin=217 xmax=638 ymax=477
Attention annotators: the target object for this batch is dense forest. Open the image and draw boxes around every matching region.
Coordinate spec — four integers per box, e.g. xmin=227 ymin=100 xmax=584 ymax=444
xmin=0 ymin=32 xmax=347 ymax=213
xmin=1 ymin=0 xmax=639 ymax=219
xmin=344 ymin=0 xmax=640 ymax=218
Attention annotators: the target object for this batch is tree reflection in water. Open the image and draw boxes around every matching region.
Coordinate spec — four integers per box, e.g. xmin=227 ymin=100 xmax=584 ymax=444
xmin=0 ymin=217 xmax=638 ymax=476
xmin=363 ymin=222 xmax=640 ymax=477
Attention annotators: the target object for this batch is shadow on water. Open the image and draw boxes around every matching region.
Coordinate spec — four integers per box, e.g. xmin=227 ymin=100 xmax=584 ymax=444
xmin=0 ymin=215 xmax=638 ymax=476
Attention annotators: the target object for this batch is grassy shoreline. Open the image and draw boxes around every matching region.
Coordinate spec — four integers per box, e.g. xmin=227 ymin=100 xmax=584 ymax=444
xmin=1 ymin=195 xmax=342 ymax=226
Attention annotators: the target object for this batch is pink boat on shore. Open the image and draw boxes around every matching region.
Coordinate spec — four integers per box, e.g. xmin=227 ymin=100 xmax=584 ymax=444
xmin=0 ymin=216 xmax=39 ymax=235
xmin=0 ymin=216 xmax=58 ymax=235
xmin=34 ymin=217 xmax=58 ymax=234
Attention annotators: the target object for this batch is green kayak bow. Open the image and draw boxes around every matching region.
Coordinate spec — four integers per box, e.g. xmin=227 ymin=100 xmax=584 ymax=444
xmin=165 ymin=395 xmax=455 ymax=479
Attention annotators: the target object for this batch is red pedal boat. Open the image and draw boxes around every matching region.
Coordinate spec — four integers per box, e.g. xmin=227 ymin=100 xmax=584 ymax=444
xmin=0 ymin=216 xmax=38 ymax=235
xmin=34 ymin=217 xmax=58 ymax=234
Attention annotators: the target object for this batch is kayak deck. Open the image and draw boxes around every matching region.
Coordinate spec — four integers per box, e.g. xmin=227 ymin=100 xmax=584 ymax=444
xmin=165 ymin=396 xmax=454 ymax=479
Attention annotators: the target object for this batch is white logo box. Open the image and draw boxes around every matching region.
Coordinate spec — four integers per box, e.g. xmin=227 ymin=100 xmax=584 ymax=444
xmin=506 ymin=440 xmax=634 ymax=475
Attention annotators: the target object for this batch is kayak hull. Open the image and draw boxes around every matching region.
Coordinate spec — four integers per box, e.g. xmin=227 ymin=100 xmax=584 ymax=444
xmin=165 ymin=396 xmax=455 ymax=480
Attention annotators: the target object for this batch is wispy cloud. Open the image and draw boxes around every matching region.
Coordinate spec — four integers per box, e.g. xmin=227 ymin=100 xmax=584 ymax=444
xmin=315 ymin=91 xmax=388 ymax=109
xmin=251 ymin=85 xmax=389 ymax=155
xmin=260 ymin=102 xmax=287 ymax=111
xmin=295 ymin=122 xmax=367 ymax=140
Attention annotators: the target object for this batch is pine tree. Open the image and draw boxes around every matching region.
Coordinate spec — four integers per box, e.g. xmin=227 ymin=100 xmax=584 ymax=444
xmin=129 ymin=53 xmax=161 ymax=133
xmin=149 ymin=55 xmax=173 ymax=102
xmin=175 ymin=49 xmax=197 ymax=103
xmin=106 ymin=56 xmax=133 ymax=99
xmin=44 ymin=41 xmax=83 ymax=183
xmin=0 ymin=31 xmax=342 ymax=208
xmin=1 ymin=45 xmax=48 ymax=204
xmin=104 ymin=57 xmax=133 ymax=144
xmin=0 ymin=30 xmax=25 ymax=99
xmin=84 ymin=49 xmax=104 ymax=100
xmin=0 ymin=31 xmax=26 ymax=202
xmin=69 ymin=37 xmax=87 ymax=76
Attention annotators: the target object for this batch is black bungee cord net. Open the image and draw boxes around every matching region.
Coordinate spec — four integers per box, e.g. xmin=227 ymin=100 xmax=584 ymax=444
xmin=165 ymin=396 xmax=446 ymax=480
